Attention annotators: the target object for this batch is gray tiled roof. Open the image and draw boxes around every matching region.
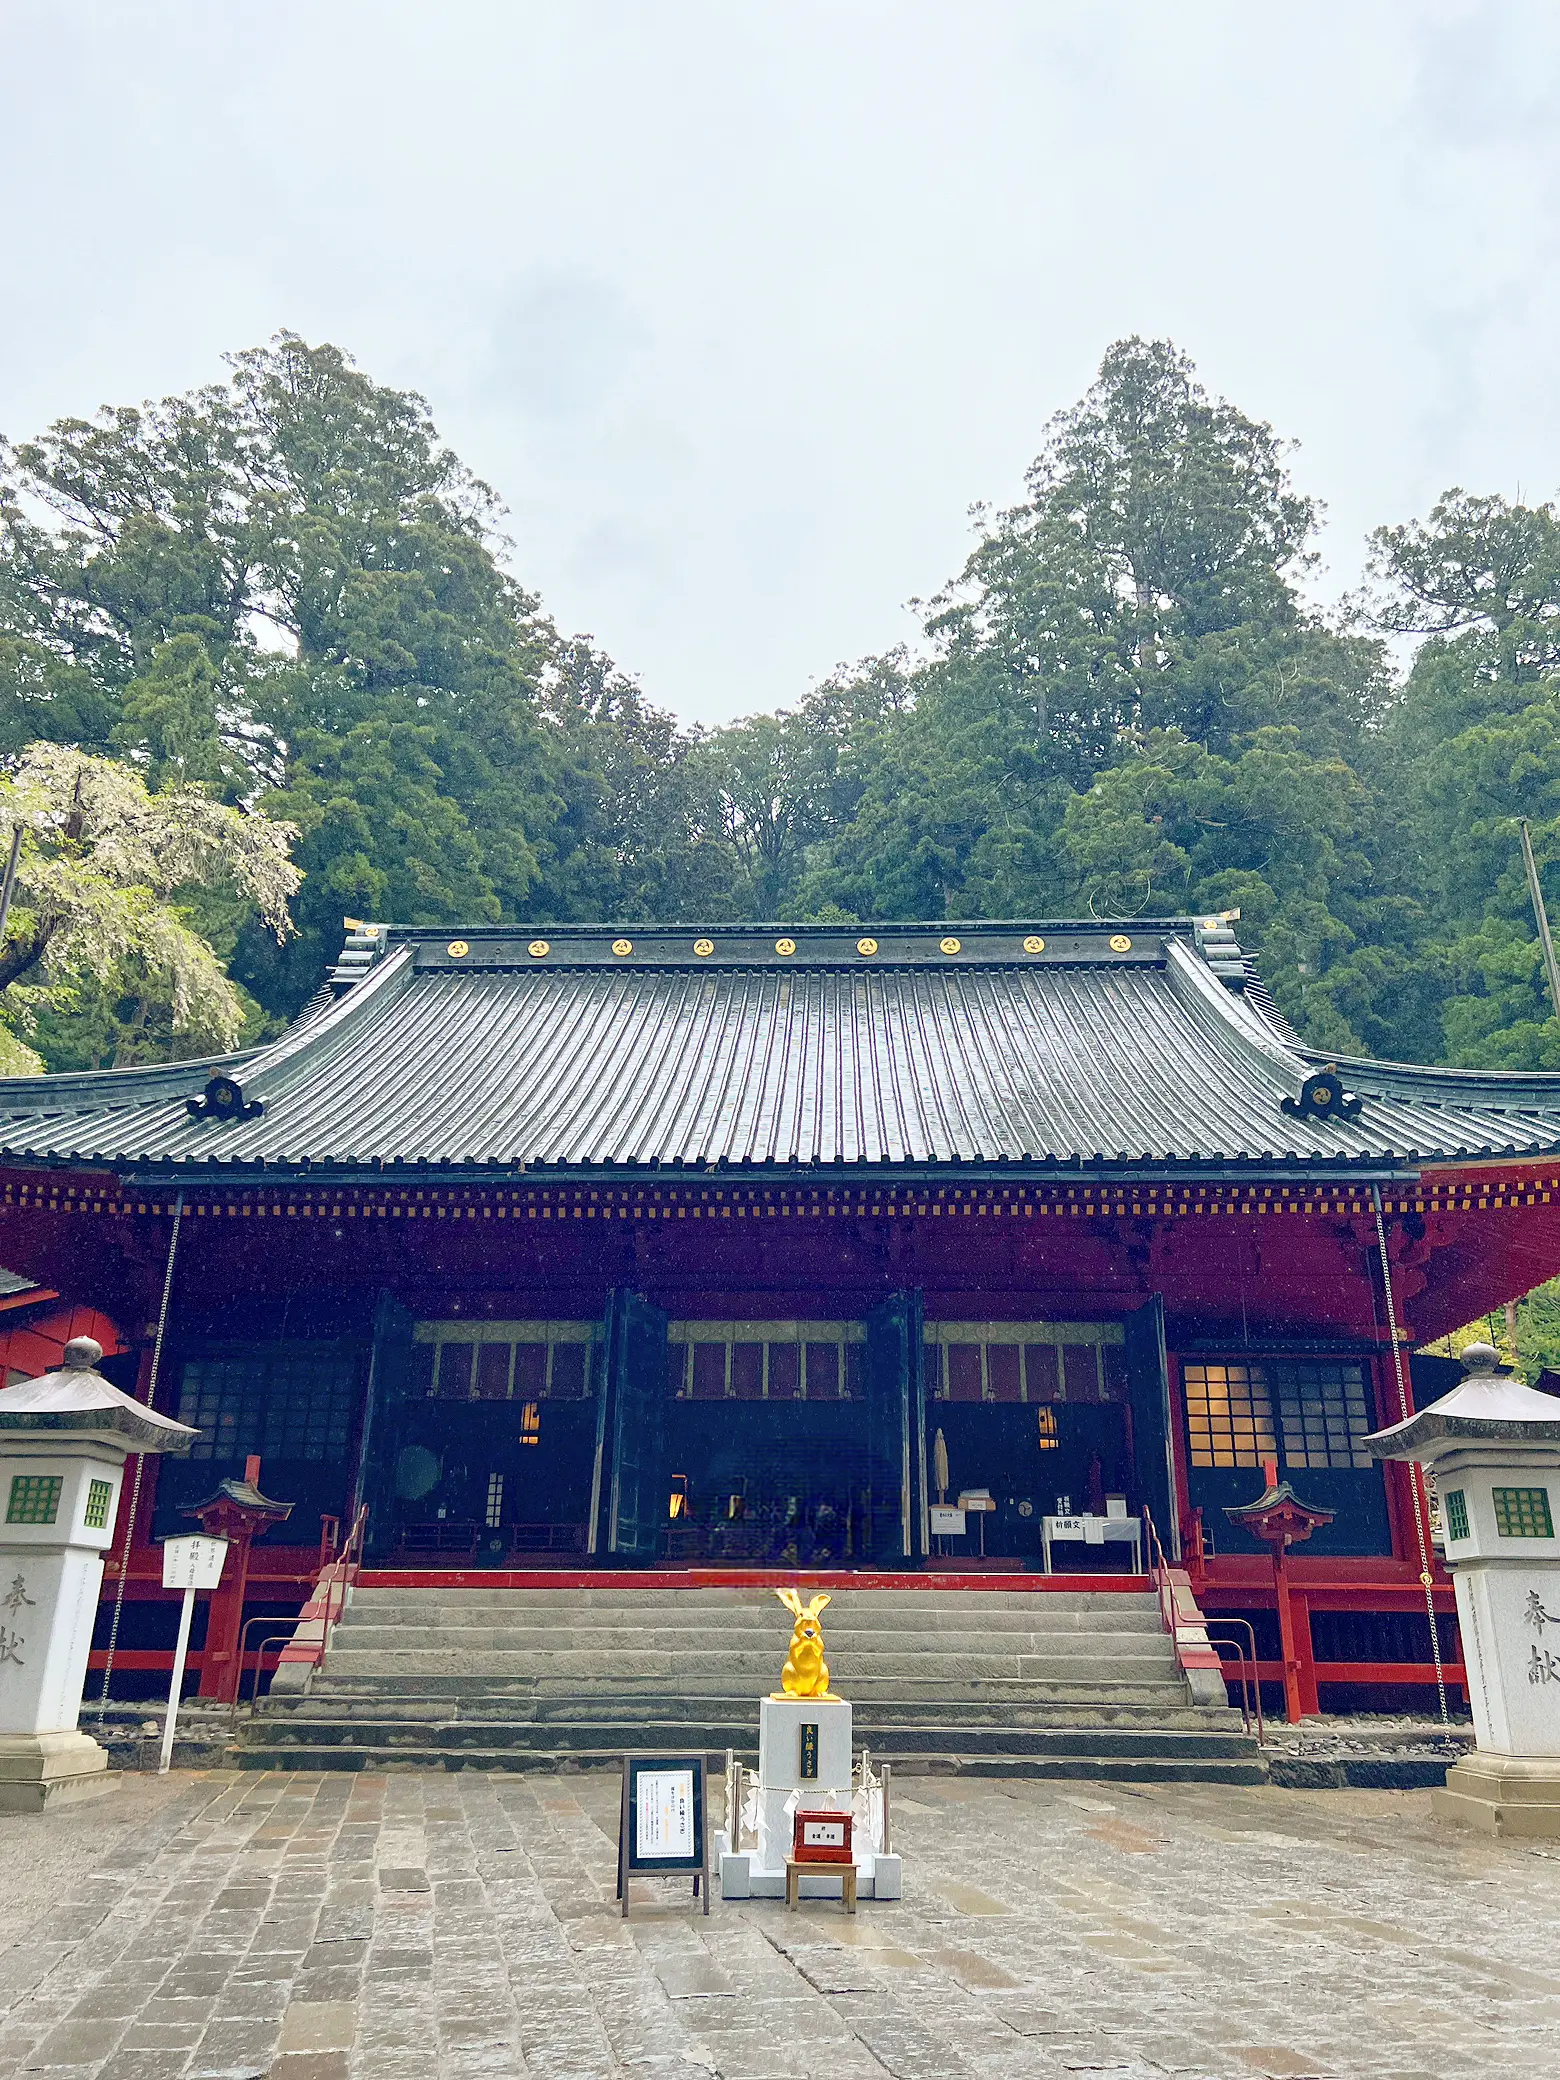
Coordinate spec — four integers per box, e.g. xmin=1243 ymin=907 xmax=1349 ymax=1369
xmin=3 ymin=921 xmax=1560 ymax=1180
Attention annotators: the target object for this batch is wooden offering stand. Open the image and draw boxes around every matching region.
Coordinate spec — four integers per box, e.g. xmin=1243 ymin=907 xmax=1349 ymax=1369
xmin=785 ymin=1807 xmax=857 ymax=1912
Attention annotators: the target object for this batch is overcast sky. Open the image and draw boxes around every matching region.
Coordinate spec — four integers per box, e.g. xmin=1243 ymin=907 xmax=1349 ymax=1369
xmin=4 ymin=2 xmax=1559 ymax=723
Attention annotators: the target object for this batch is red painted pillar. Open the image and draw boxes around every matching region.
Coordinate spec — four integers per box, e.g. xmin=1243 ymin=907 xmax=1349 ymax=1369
xmin=1291 ymin=1586 xmax=1321 ymax=1718
xmin=1270 ymin=1540 xmax=1304 ymax=1725
xmin=188 ymin=1457 xmax=292 ymax=1704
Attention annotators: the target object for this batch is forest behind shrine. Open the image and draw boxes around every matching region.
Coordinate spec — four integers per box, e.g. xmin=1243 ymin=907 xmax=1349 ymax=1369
xmin=4 ymin=331 xmax=1560 ymax=1097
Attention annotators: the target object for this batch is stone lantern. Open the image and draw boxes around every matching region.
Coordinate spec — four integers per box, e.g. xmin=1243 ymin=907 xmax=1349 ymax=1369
xmin=1367 ymin=1341 xmax=1560 ymax=1838
xmin=0 ymin=1337 xmax=197 ymax=1811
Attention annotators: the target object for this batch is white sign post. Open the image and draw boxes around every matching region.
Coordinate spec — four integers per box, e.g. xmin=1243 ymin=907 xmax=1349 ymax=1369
xmin=157 ymin=1535 xmax=228 ymax=1773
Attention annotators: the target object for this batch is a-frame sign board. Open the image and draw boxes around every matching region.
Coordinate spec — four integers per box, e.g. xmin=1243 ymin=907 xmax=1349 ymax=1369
xmin=617 ymin=1754 xmax=709 ymax=1917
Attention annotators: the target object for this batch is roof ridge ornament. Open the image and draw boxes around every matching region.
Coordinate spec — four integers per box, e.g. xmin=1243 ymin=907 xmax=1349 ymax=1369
xmin=1281 ymin=1064 xmax=1363 ymax=1124
xmin=187 ymin=1072 xmax=264 ymax=1123
xmin=329 ymin=918 xmax=390 ymax=992
xmin=1192 ymin=911 xmax=1246 ymax=988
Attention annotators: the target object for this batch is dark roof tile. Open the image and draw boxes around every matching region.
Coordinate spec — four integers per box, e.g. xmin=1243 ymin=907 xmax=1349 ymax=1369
xmin=2 ymin=922 xmax=1559 ymax=1179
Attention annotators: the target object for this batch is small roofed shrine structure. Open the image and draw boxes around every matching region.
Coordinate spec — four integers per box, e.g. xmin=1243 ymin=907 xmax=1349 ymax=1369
xmin=1 ymin=915 xmax=1559 ymax=1710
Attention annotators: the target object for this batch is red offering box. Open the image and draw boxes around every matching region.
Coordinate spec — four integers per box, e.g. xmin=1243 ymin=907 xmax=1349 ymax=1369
xmin=792 ymin=1809 xmax=854 ymax=1863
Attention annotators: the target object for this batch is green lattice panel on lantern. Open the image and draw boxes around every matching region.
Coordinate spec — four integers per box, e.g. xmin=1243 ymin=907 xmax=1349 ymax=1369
xmin=1444 ymin=1488 xmax=1470 ymax=1543
xmin=6 ymin=1474 xmax=63 ymax=1525
xmin=82 ymin=1478 xmax=114 ymax=1530
xmin=1493 ymin=1486 xmax=1554 ymax=1539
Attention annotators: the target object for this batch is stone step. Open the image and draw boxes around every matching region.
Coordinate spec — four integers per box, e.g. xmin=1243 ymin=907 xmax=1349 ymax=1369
xmin=312 ymin=1664 xmax=1184 ymax=1699
xmin=318 ymin=1639 xmax=1173 ymax=1672
xmin=236 ymin=1739 xmax=1267 ymax=1785
xmin=327 ymin=1630 xmax=1172 ymax=1660
xmin=244 ymin=1715 xmax=1260 ymax=1757
xmin=245 ymin=1580 xmax=1246 ymax=1783
xmin=305 ymin=1664 xmax=1181 ymax=1697
xmin=314 ymin=1639 xmax=1173 ymax=1672
xmin=345 ymin=1597 xmax=1173 ymax=1630
xmin=256 ymin=1705 xmax=1231 ymax=1738
xmin=347 ymin=1586 xmax=1160 ymax=1612
xmin=290 ymin=1682 xmax=1204 ymax=1716
xmin=332 ymin=1619 xmax=1170 ymax=1646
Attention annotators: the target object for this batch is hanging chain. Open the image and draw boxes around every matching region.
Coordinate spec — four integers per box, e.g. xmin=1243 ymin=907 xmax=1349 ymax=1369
xmin=94 ymin=1192 xmax=184 ymax=1717
xmin=1371 ymin=1184 xmax=1451 ymax=1727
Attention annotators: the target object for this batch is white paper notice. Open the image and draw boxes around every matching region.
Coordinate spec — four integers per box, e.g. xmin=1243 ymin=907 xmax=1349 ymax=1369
xmin=160 ymin=1535 xmax=230 ymax=1590
xmin=636 ymin=1769 xmax=695 ymax=1859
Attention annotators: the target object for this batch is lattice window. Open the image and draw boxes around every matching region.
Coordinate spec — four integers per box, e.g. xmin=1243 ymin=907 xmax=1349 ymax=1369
xmin=1182 ymin=1363 xmax=1277 ymax=1469
xmin=669 ymin=1323 xmax=865 ymax=1401
xmin=82 ymin=1479 xmax=114 ymax=1530
xmin=1184 ymin=1359 xmax=1374 ymax=1471
xmin=1273 ymin=1362 xmax=1374 ymax=1470
xmin=1494 ymin=1486 xmax=1554 ymax=1538
xmin=174 ymin=1348 xmax=359 ymax=1463
xmin=6 ymin=1474 xmax=62 ymax=1525
xmin=1444 ymin=1488 xmax=1470 ymax=1543
xmin=485 ymin=1472 xmax=505 ymax=1529
xmin=924 ymin=1323 xmax=1126 ymax=1404
xmin=416 ymin=1323 xmax=597 ymax=1402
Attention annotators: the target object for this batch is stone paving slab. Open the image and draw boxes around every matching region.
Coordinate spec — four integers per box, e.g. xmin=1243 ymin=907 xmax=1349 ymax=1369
xmin=0 ymin=1767 xmax=1558 ymax=2076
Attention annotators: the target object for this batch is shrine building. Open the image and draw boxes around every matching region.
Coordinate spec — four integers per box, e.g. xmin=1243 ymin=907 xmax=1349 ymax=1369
xmin=3 ymin=915 xmax=1559 ymax=1714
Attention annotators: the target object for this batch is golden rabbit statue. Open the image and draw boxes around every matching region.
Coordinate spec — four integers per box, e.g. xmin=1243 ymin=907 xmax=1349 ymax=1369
xmin=772 ymin=1587 xmax=839 ymax=1700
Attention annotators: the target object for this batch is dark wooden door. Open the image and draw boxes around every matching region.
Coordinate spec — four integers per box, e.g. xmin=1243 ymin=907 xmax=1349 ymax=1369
xmin=1124 ymin=1295 xmax=1177 ymax=1560
xmin=604 ymin=1290 xmax=670 ymax=1560
xmin=864 ymin=1289 xmax=928 ymax=1563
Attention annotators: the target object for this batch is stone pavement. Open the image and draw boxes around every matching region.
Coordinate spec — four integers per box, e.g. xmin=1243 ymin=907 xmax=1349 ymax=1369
xmin=0 ymin=1769 xmax=1558 ymax=2079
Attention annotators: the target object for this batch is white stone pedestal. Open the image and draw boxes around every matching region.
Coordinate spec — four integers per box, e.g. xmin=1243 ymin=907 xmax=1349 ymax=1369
xmin=1434 ymin=1501 xmax=1560 ymax=1836
xmin=0 ymin=1341 xmax=196 ymax=1812
xmin=1368 ymin=1343 xmax=1560 ymax=1839
xmin=718 ymin=1694 xmax=902 ymax=1901
xmin=0 ymin=1443 xmax=128 ymax=1812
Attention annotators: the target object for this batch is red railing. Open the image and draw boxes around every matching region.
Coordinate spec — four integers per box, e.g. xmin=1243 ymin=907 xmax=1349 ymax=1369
xmin=1141 ymin=1505 xmax=1237 ymax=1716
xmin=268 ymin=1504 xmax=369 ymax=1690
xmin=323 ymin=1503 xmax=369 ymax=1637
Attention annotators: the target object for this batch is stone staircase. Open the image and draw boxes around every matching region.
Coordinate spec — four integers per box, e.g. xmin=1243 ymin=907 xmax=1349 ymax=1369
xmin=241 ymin=1584 xmax=1266 ymax=1782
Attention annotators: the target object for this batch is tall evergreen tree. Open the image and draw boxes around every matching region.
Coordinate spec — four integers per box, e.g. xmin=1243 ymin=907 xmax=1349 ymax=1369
xmin=11 ymin=329 xmax=1560 ymax=1080
xmin=1368 ymin=493 xmax=1560 ymax=1067
xmin=808 ymin=339 xmax=1402 ymax=1053
xmin=1 ymin=337 xmax=593 ymax=1022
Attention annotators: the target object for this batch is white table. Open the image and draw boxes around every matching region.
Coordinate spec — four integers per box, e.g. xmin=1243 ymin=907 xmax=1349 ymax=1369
xmin=1041 ymin=1513 xmax=1143 ymax=1575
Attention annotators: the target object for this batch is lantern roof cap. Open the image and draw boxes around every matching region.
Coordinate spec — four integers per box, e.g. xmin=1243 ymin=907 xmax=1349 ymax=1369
xmin=0 ymin=1336 xmax=197 ymax=1453
xmin=1367 ymin=1342 xmax=1560 ymax=1458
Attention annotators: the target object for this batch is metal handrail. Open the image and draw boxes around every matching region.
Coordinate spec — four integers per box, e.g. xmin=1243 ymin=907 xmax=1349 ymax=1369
xmin=320 ymin=1503 xmax=369 ymax=1641
xmin=228 ymin=1619 xmax=301 ymax=1730
xmin=1139 ymin=1505 xmax=1180 ymax=1653
xmin=1205 ymin=1619 xmax=1266 ymax=1744
xmin=243 ymin=1635 xmax=296 ymax=1720
xmin=230 ymin=1505 xmax=370 ymax=1731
